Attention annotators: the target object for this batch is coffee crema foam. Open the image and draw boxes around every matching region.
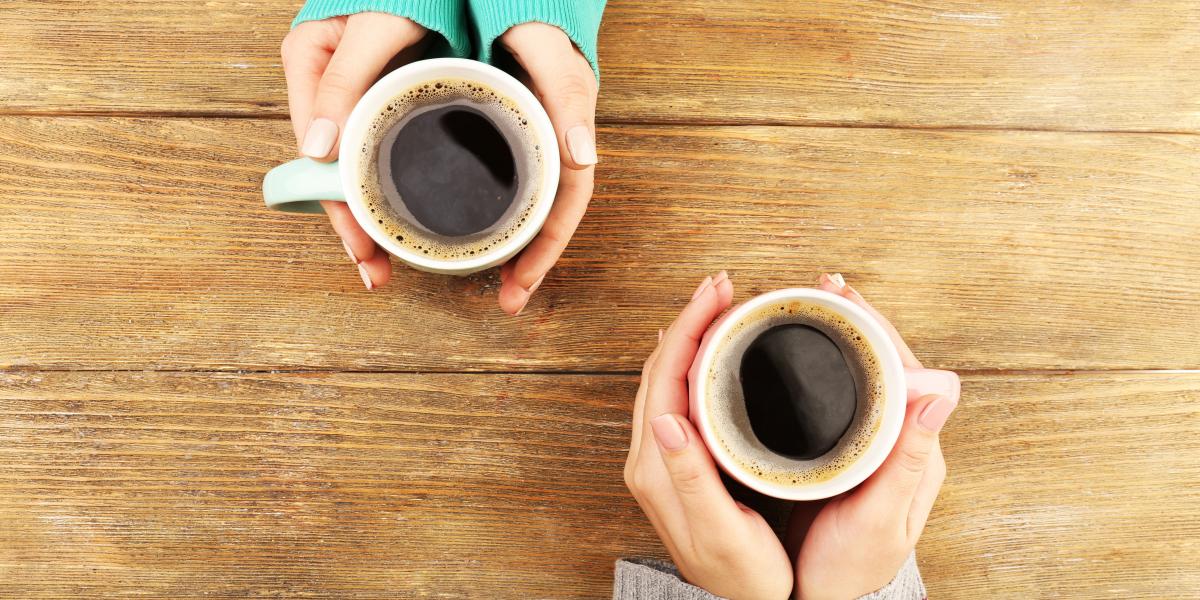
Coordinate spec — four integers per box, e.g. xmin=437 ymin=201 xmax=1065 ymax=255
xmin=357 ymin=78 xmax=544 ymax=260
xmin=706 ymin=301 xmax=886 ymax=486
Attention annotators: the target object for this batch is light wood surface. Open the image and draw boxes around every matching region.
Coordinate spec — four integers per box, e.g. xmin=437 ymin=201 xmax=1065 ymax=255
xmin=0 ymin=372 xmax=1195 ymax=598
xmin=2 ymin=118 xmax=1197 ymax=372
xmin=1 ymin=1 xmax=1197 ymax=131
xmin=2 ymin=0 xmax=1198 ymax=597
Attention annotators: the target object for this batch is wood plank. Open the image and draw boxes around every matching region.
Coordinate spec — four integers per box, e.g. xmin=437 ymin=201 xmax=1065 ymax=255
xmin=1 ymin=1 xmax=1197 ymax=130
xmin=3 ymin=117 xmax=1199 ymax=371
xmin=3 ymin=118 xmax=1198 ymax=371
xmin=0 ymin=372 xmax=659 ymax=598
xmin=927 ymin=372 xmax=1200 ymax=598
xmin=0 ymin=371 xmax=1196 ymax=598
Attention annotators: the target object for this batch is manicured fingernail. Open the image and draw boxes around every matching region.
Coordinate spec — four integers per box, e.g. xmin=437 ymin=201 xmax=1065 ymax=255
xmin=565 ymin=125 xmax=597 ymax=166
xmin=526 ymin=274 xmax=546 ymax=294
xmin=691 ymin=276 xmax=714 ymax=300
xmin=301 ymin=118 xmax=338 ymax=158
xmin=650 ymin=414 xmax=688 ymax=451
xmin=918 ymin=395 xmax=956 ymax=432
xmin=907 ymin=369 xmax=961 ymax=402
xmin=342 ymin=239 xmax=360 ymax=264
xmin=712 ymin=270 xmax=728 ymax=286
xmin=657 ymin=328 xmax=664 ymax=342
xmin=357 ymin=263 xmax=374 ymax=291
xmin=513 ymin=293 xmax=531 ymax=316
xmin=829 ymin=273 xmax=846 ymax=288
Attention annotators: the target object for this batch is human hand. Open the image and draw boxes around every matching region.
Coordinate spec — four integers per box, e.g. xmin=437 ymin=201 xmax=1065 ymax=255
xmin=495 ymin=22 xmax=598 ymax=315
xmin=281 ymin=13 xmax=429 ymax=290
xmin=624 ymin=273 xmax=794 ymax=600
xmin=787 ymin=273 xmax=960 ymax=600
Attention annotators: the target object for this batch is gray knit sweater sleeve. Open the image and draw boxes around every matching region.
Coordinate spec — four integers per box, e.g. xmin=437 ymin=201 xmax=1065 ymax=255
xmin=612 ymin=553 xmax=925 ymax=600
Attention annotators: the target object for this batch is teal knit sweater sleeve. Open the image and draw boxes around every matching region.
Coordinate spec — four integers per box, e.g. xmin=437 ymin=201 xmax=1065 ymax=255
xmin=292 ymin=0 xmax=471 ymax=59
xmin=291 ymin=0 xmax=606 ymax=79
xmin=469 ymin=0 xmax=607 ymax=79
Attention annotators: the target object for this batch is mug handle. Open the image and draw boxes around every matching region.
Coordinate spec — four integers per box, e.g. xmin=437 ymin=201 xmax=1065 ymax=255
xmin=262 ymin=158 xmax=344 ymax=214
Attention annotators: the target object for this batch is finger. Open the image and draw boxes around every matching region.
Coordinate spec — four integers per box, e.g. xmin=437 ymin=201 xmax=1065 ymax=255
xmin=628 ymin=334 xmax=663 ymax=462
xmin=322 ymin=201 xmax=380 ymax=264
xmin=641 ymin=274 xmax=732 ymax=453
xmin=906 ymin=440 xmax=946 ymax=541
xmin=302 ymin=13 xmax=424 ymax=161
xmin=817 ymin=273 xmax=922 ymax=369
xmin=502 ymin=23 xmax=598 ymax=170
xmin=785 ymin=498 xmax=832 ymax=556
xmin=857 ymin=394 xmax=957 ymax=518
xmin=281 ymin=21 xmax=341 ymax=145
xmin=497 ymin=166 xmax=593 ymax=315
xmin=649 ymin=413 xmax=745 ymax=531
xmin=905 ymin=368 xmax=961 ymax=404
xmin=356 ymin=249 xmax=392 ymax=290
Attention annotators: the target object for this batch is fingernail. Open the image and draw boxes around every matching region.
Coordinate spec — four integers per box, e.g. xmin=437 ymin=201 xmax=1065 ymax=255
xmin=918 ymin=395 xmax=957 ymax=432
xmin=650 ymin=414 xmax=688 ymax=451
xmin=357 ymin=263 xmax=374 ymax=291
xmin=907 ymin=369 xmax=961 ymax=402
xmin=513 ymin=293 xmax=531 ymax=316
xmin=526 ymin=274 xmax=546 ymax=294
xmin=691 ymin=276 xmax=714 ymax=300
xmin=565 ymin=125 xmax=597 ymax=166
xmin=342 ymin=239 xmax=360 ymax=264
xmin=657 ymin=328 xmax=664 ymax=342
xmin=301 ymin=118 xmax=338 ymax=158
xmin=829 ymin=273 xmax=846 ymax=288
xmin=712 ymin=270 xmax=728 ymax=286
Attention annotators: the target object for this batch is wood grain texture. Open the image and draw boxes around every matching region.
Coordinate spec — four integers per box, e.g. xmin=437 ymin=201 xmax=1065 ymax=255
xmin=0 ymin=371 xmax=1196 ymax=598
xmin=1 ymin=1 xmax=1198 ymax=131
xmin=0 ymin=372 xmax=662 ymax=599
xmin=2 ymin=117 xmax=1198 ymax=371
xmin=927 ymin=372 xmax=1200 ymax=599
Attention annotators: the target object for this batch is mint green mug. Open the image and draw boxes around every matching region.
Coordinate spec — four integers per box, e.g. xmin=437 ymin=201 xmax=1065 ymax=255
xmin=262 ymin=58 xmax=560 ymax=276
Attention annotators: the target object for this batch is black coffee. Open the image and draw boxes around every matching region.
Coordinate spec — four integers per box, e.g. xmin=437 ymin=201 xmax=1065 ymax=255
xmin=740 ymin=324 xmax=857 ymax=460
xmin=378 ymin=105 xmax=517 ymax=237
xmin=359 ymin=79 xmax=543 ymax=261
xmin=705 ymin=300 xmax=884 ymax=486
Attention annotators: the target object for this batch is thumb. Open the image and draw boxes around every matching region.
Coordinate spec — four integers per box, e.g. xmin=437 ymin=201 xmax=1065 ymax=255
xmin=504 ymin=25 xmax=598 ymax=170
xmin=301 ymin=14 xmax=424 ymax=161
xmin=650 ymin=414 xmax=744 ymax=530
xmin=861 ymin=394 xmax=957 ymax=509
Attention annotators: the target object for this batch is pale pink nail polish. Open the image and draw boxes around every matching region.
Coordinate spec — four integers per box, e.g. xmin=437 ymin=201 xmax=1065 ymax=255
xmin=691 ymin=277 xmax=713 ymax=300
xmin=906 ymin=369 xmax=961 ymax=402
xmin=712 ymin=270 xmax=728 ymax=286
xmin=357 ymin=263 xmax=374 ymax=291
xmin=342 ymin=239 xmax=359 ymax=264
xmin=918 ymin=396 xmax=956 ymax=432
xmin=651 ymin=414 xmax=688 ymax=451
xmin=828 ymin=272 xmax=846 ymax=288
xmin=565 ymin=125 xmax=597 ymax=166
xmin=526 ymin=274 xmax=546 ymax=294
xmin=301 ymin=118 xmax=338 ymax=158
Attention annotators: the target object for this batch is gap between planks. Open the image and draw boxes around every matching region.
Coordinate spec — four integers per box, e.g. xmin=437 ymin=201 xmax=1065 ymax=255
xmin=0 ymin=109 xmax=1197 ymax=136
xmin=2 ymin=368 xmax=1198 ymax=376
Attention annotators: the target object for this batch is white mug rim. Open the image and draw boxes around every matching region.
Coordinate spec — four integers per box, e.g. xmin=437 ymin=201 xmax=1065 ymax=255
xmin=691 ymin=288 xmax=908 ymax=500
xmin=337 ymin=58 xmax=560 ymax=273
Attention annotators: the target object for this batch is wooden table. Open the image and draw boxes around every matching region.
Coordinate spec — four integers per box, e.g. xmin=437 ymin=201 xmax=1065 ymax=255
xmin=1 ymin=1 xmax=1198 ymax=597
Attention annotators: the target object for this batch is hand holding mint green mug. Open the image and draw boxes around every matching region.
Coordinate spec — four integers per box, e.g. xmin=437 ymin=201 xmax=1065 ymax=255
xmin=263 ymin=58 xmax=560 ymax=276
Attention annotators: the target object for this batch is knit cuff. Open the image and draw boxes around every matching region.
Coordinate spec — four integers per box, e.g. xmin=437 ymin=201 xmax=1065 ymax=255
xmin=469 ymin=0 xmax=606 ymax=80
xmin=613 ymin=559 xmax=722 ymax=600
xmin=292 ymin=0 xmax=470 ymax=59
xmin=856 ymin=552 xmax=927 ymax=600
xmin=613 ymin=553 xmax=925 ymax=600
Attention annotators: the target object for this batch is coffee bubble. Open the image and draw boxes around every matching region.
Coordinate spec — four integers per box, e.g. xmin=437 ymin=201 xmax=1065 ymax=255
xmin=705 ymin=300 xmax=886 ymax=486
xmin=358 ymin=78 xmax=544 ymax=261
